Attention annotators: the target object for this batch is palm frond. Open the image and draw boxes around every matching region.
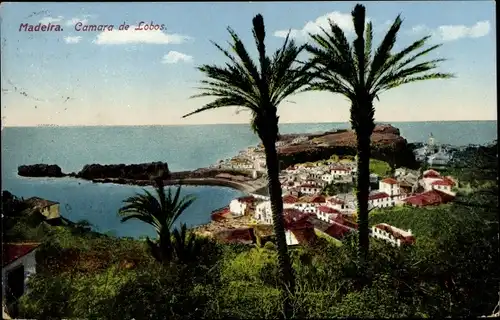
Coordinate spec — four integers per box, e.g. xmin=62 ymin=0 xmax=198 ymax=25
xmin=252 ymin=14 xmax=270 ymax=89
xmin=375 ymin=72 xmax=454 ymax=93
xmin=368 ymin=35 xmax=435 ymax=89
xmin=351 ymin=4 xmax=367 ymax=86
xmin=366 ymin=14 xmax=403 ymax=87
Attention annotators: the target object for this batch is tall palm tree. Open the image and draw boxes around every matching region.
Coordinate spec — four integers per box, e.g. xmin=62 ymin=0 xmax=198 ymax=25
xmin=119 ymin=177 xmax=196 ymax=263
xmin=182 ymin=14 xmax=311 ymax=298
xmin=306 ymin=4 xmax=454 ymax=262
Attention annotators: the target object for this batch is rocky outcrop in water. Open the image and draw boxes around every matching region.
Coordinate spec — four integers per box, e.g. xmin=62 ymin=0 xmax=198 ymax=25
xmin=18 ymin=164 xmax=64 ymax=177
xmin=78 ymin=162 xmax=171 ymax=180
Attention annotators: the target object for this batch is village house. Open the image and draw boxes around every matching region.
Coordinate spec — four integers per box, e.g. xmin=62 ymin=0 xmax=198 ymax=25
xmin=254 ymin=201 xmax=272 ymax=224
xmin=371 ymin=223 xmax=416 ymax=247
xmin=420 ymin=169 xmax=456 ymax=195
xmin=24 ymin=197 xmax=60 ymax=220
xmin=293 ymin=196 xmax=318 ymax=214
xmin=299 ymin=184 xmax=322 ymax=195
xmin=316 ymin=206 xmax=340 ymax=223
xmin=284 ymin=219 xmax=317 ymax=246
xmin=379 ymin=178 xmax=401 ymax=198
xmin=283 ymin=194 xmax=299 ymax=209
xmin=2 ymin=242 xmax=41 ymax=318
xmin=404 ymin=189 xmax=455 ymax=207
xmin=229 ymin=196 xmax=255 ymax=217
xmin=330 ymin=166 xmax=352 ymax=178
xmin=431 ymin=179 xmax=455 ymax=195
xmin=326 ymin=196 xmax=347 ymax=211
xmin=368 ymin=191 xmax=392 ymax=209
xmin=323 ymin=215 xmax=358 ymax=242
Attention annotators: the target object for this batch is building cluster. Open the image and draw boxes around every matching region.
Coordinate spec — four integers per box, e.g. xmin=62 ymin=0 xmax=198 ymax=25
xmin=413 ymin=133 xmax=455 ymax=167
xmin=224 ymin=158 xmax=458 ymax=247
xmin=212 ymin=136 xmax=312 ymax=172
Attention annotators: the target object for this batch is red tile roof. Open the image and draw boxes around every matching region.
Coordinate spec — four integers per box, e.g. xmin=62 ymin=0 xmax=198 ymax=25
xmin=310 ymin=195 xmax=326 ymax=203
xmin=334 ymin=215 xmax=359 ymax=229
xmin=381 ymin=178 xmax=398 ymax=185
xmin=431 ymin=179 xmax=454 ymax=186
xmin=368 ymin=192 xmax=390 ymax=200
xmin=290 ymin=227 xmax=318 ymax=245
xmin=283 ymin=195 xmax=299 ymax=204
xmin=327 ymin=197 xmax=345 ymax=205
xmin=423 ymin=169 xmax=441 ymax=178
xmin=318 ymin=206 xmax=339 ymax=214
xmin=283 ymin=209 xmax=313 ymax=224
xmin=324 ymin=222 xmax=355 ymax=240
xmin=404 ymin=190 xmax=455 ymax=207
xmin=236 ymin=196 xmax=255 ymax=203
xmin=3 ymin=243 xmax=41 ymax=267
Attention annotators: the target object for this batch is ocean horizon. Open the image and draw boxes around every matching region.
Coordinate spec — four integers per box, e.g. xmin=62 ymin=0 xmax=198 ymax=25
xmin=2 ymin=121 xmax=497 ymax=238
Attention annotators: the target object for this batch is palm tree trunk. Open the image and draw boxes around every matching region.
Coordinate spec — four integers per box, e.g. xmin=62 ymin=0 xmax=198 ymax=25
xmin=263 ymin=140 xmax=296 ymax=307
xmin=355 ymin=131 xmax=371 ymax=263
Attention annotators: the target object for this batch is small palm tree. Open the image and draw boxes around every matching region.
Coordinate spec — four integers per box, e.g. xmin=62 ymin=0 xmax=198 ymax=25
xmin=119 ymin=177 xmax=196 ymax=263
xmin=172 ymin=223 xmax=203 ymax=263
xmin=182 ymin=14 xmax=311 ymax=298
xmin=306 ymin=3 xmax=454 ymax=262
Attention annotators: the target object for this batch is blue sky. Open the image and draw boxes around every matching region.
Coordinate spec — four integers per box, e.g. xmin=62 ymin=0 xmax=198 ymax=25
xmin=0 ymin=1 xmax=496 ymax=126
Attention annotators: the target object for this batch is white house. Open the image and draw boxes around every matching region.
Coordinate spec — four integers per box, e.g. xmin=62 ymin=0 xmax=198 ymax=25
xmin=427 ymin=147 xmax=452 ymax=167
xmin=299 ymin=184 xmax=322 ymax=195
xmin=371 ymin=223 xmax=415 ymax=247
xmin=431 ymin=179 xmax=456 ymax=195
xmin=379 ymin=178 xmax=400 ymax=197
xmin=316 ymin=206 xmax=340 ymax=223
xmin=368 ymin=191 xmax=392 ymax=208
xmin=2 ymin=242 xmax=40 ymax=314
xmin=255 ymin=201 xmax=272 ymax=224
xmin=421 ymin=169 xmax=443 ymax=191
xmin=330 ymin=166 xmax=351 ymax=177
xmin=229 ymin=196 xmax=255 ymax=217
xmin=321 ymin=173 xmax=334 ymax=184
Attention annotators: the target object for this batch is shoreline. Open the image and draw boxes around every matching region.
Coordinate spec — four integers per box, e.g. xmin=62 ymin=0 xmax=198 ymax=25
xmin=18 ymin=175 xmax=266 ymax=194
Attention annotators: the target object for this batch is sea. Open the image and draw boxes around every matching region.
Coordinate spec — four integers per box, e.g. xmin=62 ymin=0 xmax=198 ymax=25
xmin=1 ymin=121 xmax=497 ymax=238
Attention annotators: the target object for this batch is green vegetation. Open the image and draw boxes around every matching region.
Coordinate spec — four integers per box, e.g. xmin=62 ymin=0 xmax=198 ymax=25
xmin=369 ymin=159 xmax=391 ymax=177
xmin=305 ymin=3 xmax=454 ymax=264
xmin=14 ymin=204 xmax=498 ymax=319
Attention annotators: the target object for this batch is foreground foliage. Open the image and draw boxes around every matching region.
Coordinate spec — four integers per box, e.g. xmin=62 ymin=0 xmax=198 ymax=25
xmin=17 ymin=199 xmax=499 ymax=319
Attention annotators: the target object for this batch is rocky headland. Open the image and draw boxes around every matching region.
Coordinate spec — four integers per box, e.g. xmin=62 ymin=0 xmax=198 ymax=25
xmin=277 ymin=124 xmax=418 ymax=169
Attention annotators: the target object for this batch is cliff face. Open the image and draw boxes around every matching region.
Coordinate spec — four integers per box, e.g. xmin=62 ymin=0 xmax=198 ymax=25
xmin=278 ymin=124 xmax=418 ymax=169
